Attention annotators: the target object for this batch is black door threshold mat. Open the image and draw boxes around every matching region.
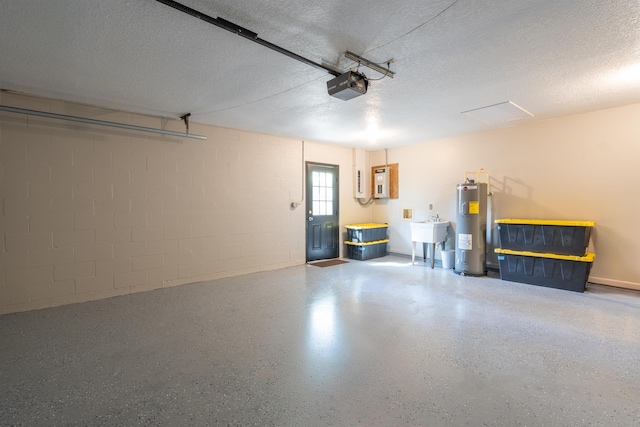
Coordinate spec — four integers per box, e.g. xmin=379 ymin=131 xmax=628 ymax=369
xmin=308 ymin=259 xmax=349 ymax=267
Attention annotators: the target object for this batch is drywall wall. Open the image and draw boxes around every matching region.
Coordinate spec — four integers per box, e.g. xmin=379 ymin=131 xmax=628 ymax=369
xmin=0 ymin=93 xmax=368 ymax=314
xmin=371 ymin=102 xmax=640 ymax=290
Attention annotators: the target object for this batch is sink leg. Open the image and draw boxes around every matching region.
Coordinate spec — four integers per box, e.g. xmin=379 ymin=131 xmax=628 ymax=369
xmin=431 ymin=243 xmax=436 ymax=268
xmin=412 ymin=242 xmax=416 ymax=265
xmin=422 ymin=243 xmax=427 ymax=263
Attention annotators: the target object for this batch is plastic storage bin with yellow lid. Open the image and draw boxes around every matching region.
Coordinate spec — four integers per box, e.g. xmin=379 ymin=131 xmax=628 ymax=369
xmin=345 ymin=239 xmax=389 ymax=260
xmin=495 ymin=248 xmax=595 ymax=292
xmin=345 ymin=223 xmax=388 ymax=243
xmin=495 ymin=219 xmax=595 ymax=256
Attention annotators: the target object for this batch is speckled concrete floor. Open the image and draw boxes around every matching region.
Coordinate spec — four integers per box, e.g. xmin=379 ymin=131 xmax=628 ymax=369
xmin=1 ymin=255 xmax=640 ymax=426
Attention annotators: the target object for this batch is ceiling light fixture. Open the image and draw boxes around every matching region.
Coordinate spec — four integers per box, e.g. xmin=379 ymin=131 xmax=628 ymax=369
xmin=606 ymin=62 xmax=640 ymax=86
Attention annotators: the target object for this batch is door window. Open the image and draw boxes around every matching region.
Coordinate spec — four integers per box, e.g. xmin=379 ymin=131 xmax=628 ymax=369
xmin=311 ymin=170 xmax=334 ymax=216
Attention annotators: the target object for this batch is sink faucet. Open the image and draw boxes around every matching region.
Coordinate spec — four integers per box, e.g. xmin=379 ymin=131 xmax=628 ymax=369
xmin=431 ymin=213 xmax=440 ymax=221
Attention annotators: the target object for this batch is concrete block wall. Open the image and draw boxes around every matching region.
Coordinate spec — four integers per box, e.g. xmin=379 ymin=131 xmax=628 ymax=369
xmin=0 ymin=92 xmax=311 ymax=314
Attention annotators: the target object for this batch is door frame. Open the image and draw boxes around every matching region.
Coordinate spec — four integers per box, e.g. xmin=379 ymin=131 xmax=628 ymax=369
xmin=305 ymin=161 xmax=340 ymax=262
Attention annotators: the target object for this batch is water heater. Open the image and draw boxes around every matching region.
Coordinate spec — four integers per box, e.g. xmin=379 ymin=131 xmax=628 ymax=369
xmin=455 ymin=175 xmax=488 ymax=276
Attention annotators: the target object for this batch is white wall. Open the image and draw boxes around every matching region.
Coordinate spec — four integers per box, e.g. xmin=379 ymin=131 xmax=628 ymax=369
xmin=304 ymin=142 xmax=374 ymax=242
xmin=3 ymin=92 xmax=638 ymax=315
xmin=0 ymin=93 xmax=370 ymax=314
xmin=371 ymin=102 xmax=640 ymax=290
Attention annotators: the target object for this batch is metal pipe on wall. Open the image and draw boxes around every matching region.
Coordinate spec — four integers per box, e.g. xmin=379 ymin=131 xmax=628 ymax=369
xmin=0 ymin=105 xmax=207 ymax=140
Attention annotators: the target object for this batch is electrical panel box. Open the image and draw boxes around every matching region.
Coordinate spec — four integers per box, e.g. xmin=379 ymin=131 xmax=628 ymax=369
xmin=374 ymin=167 xmax=389 ymax=198
xmin=353 ymin=148 xmax=366 ymax=198
xmin=370 ymin=163 xmax=399 ymax=199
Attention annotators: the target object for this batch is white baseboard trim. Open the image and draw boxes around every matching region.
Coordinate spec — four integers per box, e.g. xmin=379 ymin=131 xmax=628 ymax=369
xmin=588 ymin=276 xmax=640 ymax=291
xmin=382 ymin=252 xmax=640 ymax=292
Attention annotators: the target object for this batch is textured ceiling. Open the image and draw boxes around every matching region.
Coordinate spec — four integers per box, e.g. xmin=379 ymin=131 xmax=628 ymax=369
xmin=1 ymin=0 xmax=639 ymax=148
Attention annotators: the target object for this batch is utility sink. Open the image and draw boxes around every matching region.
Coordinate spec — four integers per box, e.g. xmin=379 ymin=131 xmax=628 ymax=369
xmin=410 ymin=220 xmax=450 ymax=268
xmin=410 ymin=220 xmax=449 ymax=243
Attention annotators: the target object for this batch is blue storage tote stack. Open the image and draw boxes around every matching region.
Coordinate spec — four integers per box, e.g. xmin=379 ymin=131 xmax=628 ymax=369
xmin=494 ymin=219 xmax=596 ymax=292
xmin=344 ymin=223 xmax=389 ymax=261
